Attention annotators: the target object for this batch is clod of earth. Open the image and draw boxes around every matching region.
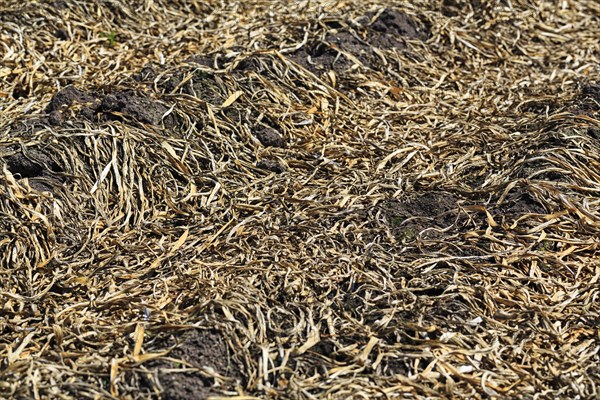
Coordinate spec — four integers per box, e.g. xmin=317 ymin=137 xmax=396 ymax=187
xmin=45 ymin=86 xmax=174 ymax=127
xmin=290 ymin=8 xmax=426 ymax=74
xmin=364 ymin=8 xmax=426 ymax=48
xmin=254 ymin=126 xmax=285 ymax=148
xmin=257 ymin=159 xmax=285 ymax=173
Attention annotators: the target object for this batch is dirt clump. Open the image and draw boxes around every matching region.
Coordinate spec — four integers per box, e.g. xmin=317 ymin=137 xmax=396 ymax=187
xmin=325 ymin=30 xmax=371 ymax=63
xmin=290 ymin=8 xmax=426 ymax=74
xmin=155 ymin=69 xmax=226 ymax=105
xmin=45 ymin=86 xmax=99 ymax=124
xmin=44 ymin=86 xmax=174 ymax=127
xmin=2 ymin=147 xmax=63 ymax=192
xmin=254 ymin=126 xmax=285 ymax=148
xmin=257 ymin=159 xmax=285 ymax=173
xmin=364 ymin=8 xmax=426 ymax=48
xmin=98 ymin=90 xmax=169 ymax=125
xmin=4 ymin=148 xmax=59 ymax=179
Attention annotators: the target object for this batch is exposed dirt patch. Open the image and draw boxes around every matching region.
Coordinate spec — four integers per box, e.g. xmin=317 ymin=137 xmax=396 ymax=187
xmin=133 ymin=63 xmax=163 ymax=83
xmin=147 ymin=329 xmax=237 ymax=400
xmin=44 ymin=86 xmax=174 ymax=127
xmin=232 ymin=56 xmax=267 ymax=73
xmin=310 ymin=338 xmax=336 ymax=358
xmin=171 ymin=329 xmax=232 ymax=372
xmin=290 ymin=41 xmax=354 ymax=74
xmin=363 ymin=8 xmax=426 ymax=48
xmin=571 ymin=83 xmax=600 ymax=116
xmin=582 ymin=83 xmax=600 ymax=101
xmin=381 ymin=355 xmax=411 ymax=376
xmin=494 ymin=187 xmax=547 ymax=223
xmin=518 ymin=158 xmax=569 ymax=182
xmin=325 ymin=30 xmax=371 ymax=64
xmin=185 ymin=54 xmax=221 ymax=69
xmin=4 ymin=148 xmax=59 ymax=179
xmin=157 ymin=69 xmax=226 ymax=106
xmin=2 ymin=147 xmax=63 ymax=192
xmin=290 ymin=9 xmax=426 ymax=75
xmin=441 ymin=0 xmax=482 ymax=17
xmin=157 ymin=371 xmax=212 ymax=400
xmin=53 ymin=28 xmax=69 ymax=40
xmin=586 ymin=127 xmax=600 ymax=142
xmin=45 ymin=86 xmax=99 ymax=124
xmin=385 ymin=191 xmax=459 ymax=242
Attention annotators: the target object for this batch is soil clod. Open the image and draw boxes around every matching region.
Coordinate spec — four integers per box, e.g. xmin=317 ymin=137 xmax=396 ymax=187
xmin=257 ymin=159 xmax=285 ymax=173
xmin=254 ymin=126 xmax=285 ymax=148
xmin=45 ymin=86 xmax=173 ymax=127
xmin=365 ymin=8 xmax=425 ymax=47
xmin=98 ymin=90 xmax=169 ymax=125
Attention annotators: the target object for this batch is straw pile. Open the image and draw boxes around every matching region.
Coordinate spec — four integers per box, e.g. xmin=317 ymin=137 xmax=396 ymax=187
xmin=1 ymin=1 xmax=599 ymax=399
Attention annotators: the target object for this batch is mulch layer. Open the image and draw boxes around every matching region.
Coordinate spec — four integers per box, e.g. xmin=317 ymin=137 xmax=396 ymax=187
xmin=1 ymin=1 xmax=599 ymax=399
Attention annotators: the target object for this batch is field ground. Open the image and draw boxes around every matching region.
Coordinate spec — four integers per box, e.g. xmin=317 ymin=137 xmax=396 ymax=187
xmin=1 ymin=1 xmax=600 ymax=399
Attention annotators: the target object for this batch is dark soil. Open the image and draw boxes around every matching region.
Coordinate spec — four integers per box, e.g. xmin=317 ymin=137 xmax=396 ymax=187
xmin=325 ymin=30 xmax=370 ymax=63
xmin=257 ymin=159 xmax=285 ymax=174
xmin=53 ymin=28 xmax=69 ymax=40
xmin=157 ymin=371 xmax=212 ymax=400
xmin=2 ymin=147 xmax=63 ymax=192
xmin=155 ymin=69 xmax=226 ymax=105
xmin=232 ymin=56 xmax=267 ymax=73
xmin=290 ymin=42 xmax=354 ymax=74
xmin=494 ymin=187 xmax=547 ymax=222
xmin=254 ymin=126 xmax=285 ymax=148
xmin=44 ymin=86 xmax=174 ymax=127
xmin=571 ymin=82 xmax=600 ymax=116
xmin=385 ymin=191 xmax=459 ymax=242
xmin=363 ymin=8 xmax=426 ymax=48
xmin=441 ymin=0 xmax=482 ymax=17
xmin=581 ymin=83 xmax=600 ymax=102
xmin=381 ymin=356 xmax=411 ymax=376
xmin=148 ymin=329 xmax=237 ymax=400
xmin=518 ymin=158 xmax=569 ymax=182
xmin=133 ymin=63 xmax=163 ymax=83
xmin=99 ymin=90 xmax=170 ymax=125
xmin=185 ymin=54 xmax=220 ymax=69
xmin=4 ymin=148 xmax=59 ymax=179
xmin=290 ymin=8 xmax=425 ymax=74
xmin=45 ymin=86 xmax=98 ymax=124
xmin=587 ymin=127 xmax=600 ymax=142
